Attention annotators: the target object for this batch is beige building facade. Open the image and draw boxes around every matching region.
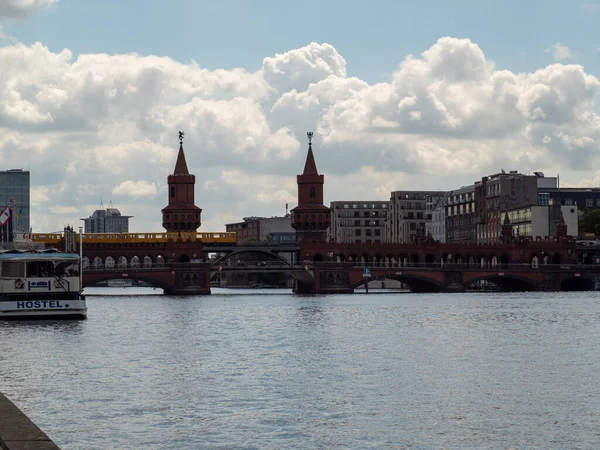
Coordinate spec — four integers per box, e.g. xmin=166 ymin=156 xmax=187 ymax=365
xmin=328 ymin=201 xmax=389 ymax=244
xmin=387 ymin=190 xmax=441 ymax=243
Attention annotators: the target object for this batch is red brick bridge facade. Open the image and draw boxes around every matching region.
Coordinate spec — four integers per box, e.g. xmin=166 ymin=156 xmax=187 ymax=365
xmin=50 ymin=133 xmax=598 ymax=294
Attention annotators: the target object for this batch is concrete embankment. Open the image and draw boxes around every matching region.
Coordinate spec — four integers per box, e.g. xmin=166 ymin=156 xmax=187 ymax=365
xmin=0 ymin=392 xmax=60 ymax=449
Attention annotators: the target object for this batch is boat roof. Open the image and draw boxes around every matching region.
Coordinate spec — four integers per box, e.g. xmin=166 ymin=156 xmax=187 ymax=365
xmin=0 ymin=249 xmax=79 ymax=262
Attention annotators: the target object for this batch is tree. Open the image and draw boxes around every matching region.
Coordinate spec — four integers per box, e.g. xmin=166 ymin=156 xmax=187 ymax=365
xmin=579 ymin=209 xmax=600 ymax=236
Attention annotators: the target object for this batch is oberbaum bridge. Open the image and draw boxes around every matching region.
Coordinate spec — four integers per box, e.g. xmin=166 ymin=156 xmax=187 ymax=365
xmin=31 ymin=132 xmax=600 ymax=294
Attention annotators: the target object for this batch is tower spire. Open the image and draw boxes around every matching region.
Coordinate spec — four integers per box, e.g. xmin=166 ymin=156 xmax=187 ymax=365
xmin=173 ymin=131 xmax=189 ymax=175
xmin=557 ymin=210 xmax=568 ymax=239
xmin=302 ymin=131 xmax=319 ymax=176
xmin=290 ymin=132 xmax=331 ymax=244
xmin=161 ymin=131 xmax=202 ymax=232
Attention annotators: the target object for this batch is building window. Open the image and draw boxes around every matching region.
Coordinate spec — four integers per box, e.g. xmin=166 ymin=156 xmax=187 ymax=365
xmin=355 ymin=229 xmax=361 ymax=236
xmin=586 ymin=198 xmax=593 ymax=207
xmin=309 ymin=187 xmax=316 ymax=198
xmin=170 ymin=186 xmax=175 ymax=198
xmin=565 ymin=198 xmax=573 ymax=206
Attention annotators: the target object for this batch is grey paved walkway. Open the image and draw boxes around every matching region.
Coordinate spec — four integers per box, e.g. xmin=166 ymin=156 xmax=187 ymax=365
xmin=0 ymin=392 xmax=60 ymax=450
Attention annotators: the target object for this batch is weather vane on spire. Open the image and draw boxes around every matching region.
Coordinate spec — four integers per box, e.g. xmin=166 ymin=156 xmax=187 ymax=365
xmin=307 ymin=131 xmax=313 ymax=145
xmin=178 ymin=131 xmax=185 ymax=144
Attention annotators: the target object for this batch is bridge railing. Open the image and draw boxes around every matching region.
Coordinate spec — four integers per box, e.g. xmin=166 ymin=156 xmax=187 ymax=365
xmin=82 ymin=261 xmax=212 ymax=273
xmin=210 ymin=260 xmax=294 ymax=268
xmin=308 ymin=261 xmax=600 ymax=272
xmin=81 ymin=260 xmax=600 ymax=274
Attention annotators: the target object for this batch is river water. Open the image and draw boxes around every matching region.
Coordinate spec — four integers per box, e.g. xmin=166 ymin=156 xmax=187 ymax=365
xmin=2 ymin=288 xmax=600 ymax=449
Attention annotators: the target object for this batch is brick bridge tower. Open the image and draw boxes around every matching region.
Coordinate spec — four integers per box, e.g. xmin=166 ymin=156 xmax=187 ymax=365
xmin=291 ymin=132 xmax=331 ymax=244
xmin=161 ymin=131 xmax=202 ymax=231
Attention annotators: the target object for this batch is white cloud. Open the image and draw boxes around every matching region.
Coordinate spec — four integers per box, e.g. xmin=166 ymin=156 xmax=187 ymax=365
xmin=1 ymin=38 xmax=600 ymax=233
xmin=546 ymin=42 xmax=573 ymax=61
xmin=0 ymin=0 xmax=55 ymax=18
xmin=48 ymin=205 xmax=78 ymax=214
xmin=112 ymin=181 xmax=159 ymax=198
xmin=263 ymin=42 xmax=347 ymax=95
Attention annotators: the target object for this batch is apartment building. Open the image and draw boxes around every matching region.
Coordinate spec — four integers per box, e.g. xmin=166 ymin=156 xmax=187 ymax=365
xmin=506 ymin=204 xmax=578 ymax=239
xmin=225 ymin=215 xmax=294 ymax=244
xmin=476 ymin=171 xmax=542 ymax=243
xmin=446 ymin=184 xmax=477 ymax=243
xmin=387 ymin=190 xmax=441 ymax=243
xmin=426 ymin=192 xmax=449 ymax=243
xmin=328 ymin=201 xmax=389 ymax=244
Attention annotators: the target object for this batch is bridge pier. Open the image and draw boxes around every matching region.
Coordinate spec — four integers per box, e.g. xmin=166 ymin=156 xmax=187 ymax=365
xmin=310 ymin=267 xmax=354 ymax=294
xmin=292 ymin=279 xmax=316 ymax=294
xmin=443 ymin=271 xmax=467 ymax=293
xmin=167 ymin=265 xmax=211 ymax=295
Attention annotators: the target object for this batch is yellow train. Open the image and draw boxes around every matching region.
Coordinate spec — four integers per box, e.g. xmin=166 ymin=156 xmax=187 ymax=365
xmin=30 ymin=231 xmax=237 ymax=245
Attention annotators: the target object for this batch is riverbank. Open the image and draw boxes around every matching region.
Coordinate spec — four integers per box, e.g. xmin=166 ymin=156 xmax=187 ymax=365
xmin=0 ymin=392 xmax=60 ymax=449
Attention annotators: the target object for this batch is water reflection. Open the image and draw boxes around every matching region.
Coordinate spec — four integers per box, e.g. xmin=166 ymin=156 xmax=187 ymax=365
xmin=1 ymin=320 xmax=84 ymax=334
xmin=296 ymin=304 xmax=325 ymax=326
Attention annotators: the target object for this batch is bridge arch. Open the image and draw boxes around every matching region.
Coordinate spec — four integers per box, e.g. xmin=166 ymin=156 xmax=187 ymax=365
xmin=351 ymin=273 xmax=445 ymax=293
xmin=561 ymin=275 xmax=594 ymax=291
xmin=531 ymin=255 xmax=539 ymax=268
xmin=425 ymin=253 xmax=436 ymax=267
xmin=83 ymin=273 xmax=173 ymax=292
xmin=211 ymin=248 xmax=293 ymax=267
xmin=552 ymin=253 xmax=561 ymax=265
xmin=465 ymin=274 xmax=538 ymax=291
xmin=455 ymin=253 xmax=465 ymax=266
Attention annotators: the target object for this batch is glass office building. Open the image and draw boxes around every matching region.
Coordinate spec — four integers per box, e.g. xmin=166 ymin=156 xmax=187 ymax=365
xmin=0 ymin=170 xmax=30 ymax=239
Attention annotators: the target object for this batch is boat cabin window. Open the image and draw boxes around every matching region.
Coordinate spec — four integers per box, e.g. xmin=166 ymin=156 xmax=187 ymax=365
xmin=26 ymin=261 xmax=54 ymax=277
xmin=2 ymin=262 xmax=25 ymax=278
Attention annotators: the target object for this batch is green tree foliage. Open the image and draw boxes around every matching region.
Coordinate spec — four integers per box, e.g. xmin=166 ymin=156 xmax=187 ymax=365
xmin=580 ymin=209 xmax=600 ymax=235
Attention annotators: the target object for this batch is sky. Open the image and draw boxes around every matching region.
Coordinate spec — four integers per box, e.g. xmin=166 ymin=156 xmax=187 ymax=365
xmin=1 ymin=0 xmax=600 ymax=233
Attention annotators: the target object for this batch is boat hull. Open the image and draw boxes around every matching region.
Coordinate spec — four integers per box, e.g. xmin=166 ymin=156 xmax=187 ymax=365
xmin=0 ymin=299 xmax=87 ymax=320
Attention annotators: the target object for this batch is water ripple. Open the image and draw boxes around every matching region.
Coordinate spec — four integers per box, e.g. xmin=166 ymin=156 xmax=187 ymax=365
xmin=1 ymin=289 xmax=600 ymax=449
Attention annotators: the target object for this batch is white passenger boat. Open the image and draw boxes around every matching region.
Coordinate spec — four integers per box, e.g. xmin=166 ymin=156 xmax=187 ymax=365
xmin=0 ymin=249 xmax=86 ymax=320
